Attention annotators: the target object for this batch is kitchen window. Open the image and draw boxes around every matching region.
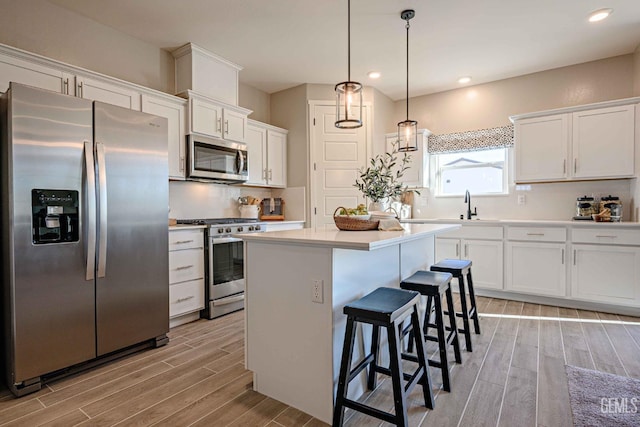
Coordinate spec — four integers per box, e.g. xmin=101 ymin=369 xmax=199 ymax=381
xmin=434 ymin=148 xmax=507 ymax=196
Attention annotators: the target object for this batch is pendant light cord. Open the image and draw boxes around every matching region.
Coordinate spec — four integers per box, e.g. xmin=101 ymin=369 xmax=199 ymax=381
xmin=348 ymin=0 xmax=351 ymax=81
xmin=405 ymin=19 xmax=410 ymax=121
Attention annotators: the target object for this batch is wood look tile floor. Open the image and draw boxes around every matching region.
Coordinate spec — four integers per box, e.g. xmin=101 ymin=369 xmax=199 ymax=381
xmin=1 ymin=297 xmax=639 ymax=426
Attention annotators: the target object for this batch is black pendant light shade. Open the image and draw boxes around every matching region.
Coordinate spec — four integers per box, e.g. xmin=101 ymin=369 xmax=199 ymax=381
xmin=397 ymin=9 xmax=418 ymax=152
xmin=335 ymin=0 xmax=363 ymax=129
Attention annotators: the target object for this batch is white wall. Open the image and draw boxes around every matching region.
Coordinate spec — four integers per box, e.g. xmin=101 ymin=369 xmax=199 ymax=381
xmin=397 ymin=54 xmax=639 ymax=221
xmin=239 ymin=83 xmax=270 ymax=123
xmin=0 ymin=0 xmax=174 ymax=93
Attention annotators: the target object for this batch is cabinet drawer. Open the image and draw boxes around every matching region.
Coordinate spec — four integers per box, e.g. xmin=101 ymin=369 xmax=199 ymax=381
xmin=571 ymin=228 xmax=640 ymax=245
xmin=170 ymin=279 xmax=205 ymax=318
xmin=169 ymin=248 xmax=204 ymax=284
xmin=438 ymin=225 xmax=503 ymax=240
xmin=507 ymin=227 xmax=566 ymax=242
xmin=169 ymin=229 xmax=204 ymax=250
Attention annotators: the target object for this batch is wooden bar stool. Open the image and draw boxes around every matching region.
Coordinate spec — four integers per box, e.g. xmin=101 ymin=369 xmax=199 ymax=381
xmin=430 ymin=259 xmax=480 ymax=352
xmin=333 ymin=287 xmax=434 ymax=427
xmin=400 ymin=270 xmax=462 ymax=392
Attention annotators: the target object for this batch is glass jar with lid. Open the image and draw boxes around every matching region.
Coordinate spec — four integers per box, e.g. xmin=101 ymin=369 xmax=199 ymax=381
xmin=576 ymin=196 xmax=596 ymax=217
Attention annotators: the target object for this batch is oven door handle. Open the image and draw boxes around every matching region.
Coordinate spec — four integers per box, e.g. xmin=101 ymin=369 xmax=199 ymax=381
xmin=213 ymin=294 xmax=245 ymax=306
xmin=211 ymin=236 xmax=243 ymax=244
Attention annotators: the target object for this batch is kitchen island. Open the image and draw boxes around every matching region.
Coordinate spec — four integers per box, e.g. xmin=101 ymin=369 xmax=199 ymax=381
xmin=239 ymin=223 xmax=459 ymax=423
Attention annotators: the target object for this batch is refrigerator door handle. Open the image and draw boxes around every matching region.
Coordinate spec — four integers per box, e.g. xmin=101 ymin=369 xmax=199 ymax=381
xmin=96 ymin=142 xmax=108 ymax=278
xmin=84 ymin=141 xmax=96 ymax=281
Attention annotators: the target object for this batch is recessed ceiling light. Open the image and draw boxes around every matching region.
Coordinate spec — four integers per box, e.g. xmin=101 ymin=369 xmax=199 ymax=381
xmin=458 ymin=76 xmax=472 ymax=84
xmin=588 ymin=8 xmax=613 ymax=22
xmin=367 ymin=71 xmax=381 ymax=79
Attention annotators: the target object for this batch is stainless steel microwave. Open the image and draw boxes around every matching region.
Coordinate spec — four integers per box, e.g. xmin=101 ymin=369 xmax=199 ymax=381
xmin=187 ymin=134 xmax=248 ymax=183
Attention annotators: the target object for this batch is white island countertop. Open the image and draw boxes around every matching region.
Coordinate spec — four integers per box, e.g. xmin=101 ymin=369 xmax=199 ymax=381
xmin=237 ymin=223 xmax=460 ymax=250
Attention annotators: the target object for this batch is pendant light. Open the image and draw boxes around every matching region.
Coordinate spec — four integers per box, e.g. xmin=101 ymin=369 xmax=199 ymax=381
xmin=397 ymin=9 xmax=418 ymax=152
xmin=335 ymin=0 xmax=363 ymax=129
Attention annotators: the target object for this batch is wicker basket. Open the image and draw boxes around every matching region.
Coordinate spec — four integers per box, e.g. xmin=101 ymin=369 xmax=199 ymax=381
xmin=333 ymin=207 xmax=380 ymax=231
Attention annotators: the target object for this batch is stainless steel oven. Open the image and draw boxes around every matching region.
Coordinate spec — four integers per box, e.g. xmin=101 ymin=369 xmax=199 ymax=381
xmin=176 ymin=218 xmax=265 ymax=319
xmin=187 ymin=134 xmax=248 ymax=183
xmin=207 ymin=219 xmax=266 ymax=319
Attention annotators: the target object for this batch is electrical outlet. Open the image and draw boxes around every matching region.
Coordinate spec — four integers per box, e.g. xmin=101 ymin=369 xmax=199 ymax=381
xmin=311 ymin=279 xmax=323 ymax=303
xmin=517 ymin=194 xmax=526 ymax=205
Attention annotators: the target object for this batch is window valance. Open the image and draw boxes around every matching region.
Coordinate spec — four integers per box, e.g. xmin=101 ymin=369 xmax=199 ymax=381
xmin=427 ymin=124 xmax=514 ymax=154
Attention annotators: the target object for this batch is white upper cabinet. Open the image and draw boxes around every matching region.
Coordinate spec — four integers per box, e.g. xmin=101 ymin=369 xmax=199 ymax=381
xmin=246 ymin=123 xmax=267 ymax=185
xmin=75 ymin=75 xmax=141 ymax=110
xmin=385 ymin=129 xmax=430 ymax=188
xmin=572 ymin=105 xmax=635 ymax=179
xmin=514 ymin=114 xmax=568 ymax=182
xmin=266 ymin=129 xmax=287 ymax=187
xmin=191 ymin=97 xmax=222 ymax=138
xmin=512 ymin=99 xmax=638 ymax=183
xmin=224 ymin=108 xmax=248 ymax=143
xmin=141 ymin=94 xmax=187 ymax=180
xmin=246 ymin=120 xmax=287 ymax=188
xmin=188 ymin=92 xmax=249 ymax=144
xmin=0 ymin=52 xmax=74 ymax=95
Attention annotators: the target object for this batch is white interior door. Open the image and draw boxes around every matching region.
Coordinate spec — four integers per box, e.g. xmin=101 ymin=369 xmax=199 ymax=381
xmin=310 ymin=103 xmax=370 ymax=230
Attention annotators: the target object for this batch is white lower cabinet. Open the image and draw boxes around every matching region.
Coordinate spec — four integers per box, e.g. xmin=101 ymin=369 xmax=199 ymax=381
xmin=571 ymin=244 xmax=640 ymax=307
xmin=506 ymin=242 xmax=567 ymax=297
xmin=169 ymin=228 xmax=205 ymax=326
xmin=435 ymin=226 xmax=503 ymax=290
xmin=570 ymin=228 xmax=640 ymax=307
xmin=505 ymin=226 xmax=567 ymax=297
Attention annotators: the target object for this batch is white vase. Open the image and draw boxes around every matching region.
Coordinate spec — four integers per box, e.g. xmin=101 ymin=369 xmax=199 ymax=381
xmin=368 ymin=200 xmax=389 ymax=212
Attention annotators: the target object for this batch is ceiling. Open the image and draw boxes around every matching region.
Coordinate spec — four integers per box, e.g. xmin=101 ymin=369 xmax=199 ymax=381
xmin=50 ymin=0 xmax=640 ymax=101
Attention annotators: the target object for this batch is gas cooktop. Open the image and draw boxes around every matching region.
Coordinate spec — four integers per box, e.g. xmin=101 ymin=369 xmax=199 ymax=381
xmin=176 ymin=218 xmax=261 ymax=225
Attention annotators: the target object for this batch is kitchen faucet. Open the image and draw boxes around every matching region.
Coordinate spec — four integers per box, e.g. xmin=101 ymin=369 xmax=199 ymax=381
xmin=464 ymin=190 xmax=477 ymax=220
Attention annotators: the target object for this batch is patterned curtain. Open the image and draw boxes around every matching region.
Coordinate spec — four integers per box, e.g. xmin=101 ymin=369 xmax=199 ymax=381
xmin=427 ymin=124 xmax=514 ymax=154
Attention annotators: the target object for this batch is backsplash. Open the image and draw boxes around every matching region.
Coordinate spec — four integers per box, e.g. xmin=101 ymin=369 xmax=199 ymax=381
xmin=169 ymin=181 xmax=273 ymax=219
xmin=412 ymin=179 xmax=634 ymax=221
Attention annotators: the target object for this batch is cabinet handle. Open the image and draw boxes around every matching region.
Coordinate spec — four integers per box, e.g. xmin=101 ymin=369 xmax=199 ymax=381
xmin=455 ymin=243 xmax=459 ymax=257
xmin=526 ymin=233 xmax=545 ymax=236
xmin=595 ymin=235 xmax=617 ymax=238
xmin=561 ymin=248 xmax=564 ymax=265
xmin=224 ymin=120 xmax=229 ymax=134
xmin=573 ymin=249 xmax=576 ymax=266
xmin=574 ymin=158 xmax=577 ymax=174
xmin=563 ymin=159 xmax=566 ymax=174
xmin=175 ymin=265 xmax=194 ymax=271
xmin=63 ymin=78 xmax=69 ymax=95
xmin=174 ymin=239 xmax=194 ymax=244
xmin=217 ymin=118 xmax=222 ymax=133
xmin=78 ymin=81 xmax=83 ymax=98
xmin=175 ymin=295 xmax=195 ymax=303
xmin=464 ymin=243 xmax=469 ymax=258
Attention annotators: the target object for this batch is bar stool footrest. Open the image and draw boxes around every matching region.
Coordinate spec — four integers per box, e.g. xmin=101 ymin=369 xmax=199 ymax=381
xmin=342 ymin=399 xmax=397 ymax=425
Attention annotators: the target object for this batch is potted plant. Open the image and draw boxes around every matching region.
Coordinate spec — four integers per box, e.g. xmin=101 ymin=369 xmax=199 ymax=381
xmin=354 ymin=141 xmax=415 ymax=211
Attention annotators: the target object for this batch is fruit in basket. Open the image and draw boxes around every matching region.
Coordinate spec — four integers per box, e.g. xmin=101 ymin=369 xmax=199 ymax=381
xmin=339 ymin=204 xmax=368 ymax=216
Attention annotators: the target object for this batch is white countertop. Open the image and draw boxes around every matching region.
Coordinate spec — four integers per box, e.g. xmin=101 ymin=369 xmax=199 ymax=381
xmin=237 ymin=223 xmax=460 ymax=250
xmin=402 ymin=218 xmax=640 ymax=228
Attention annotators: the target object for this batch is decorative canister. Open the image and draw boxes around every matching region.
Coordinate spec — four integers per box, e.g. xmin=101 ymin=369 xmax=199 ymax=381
xmin=239 ymin=204 xmax=260 ymax=219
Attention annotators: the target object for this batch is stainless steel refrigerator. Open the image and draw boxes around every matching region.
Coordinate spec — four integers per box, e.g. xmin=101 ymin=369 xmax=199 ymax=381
xmin=1 ymin=83 xmax=169 ymax=396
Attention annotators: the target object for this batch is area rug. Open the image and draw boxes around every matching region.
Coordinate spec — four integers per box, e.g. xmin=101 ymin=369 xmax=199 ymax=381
xmin=565 ymin=365 xmax=640 ymax=427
